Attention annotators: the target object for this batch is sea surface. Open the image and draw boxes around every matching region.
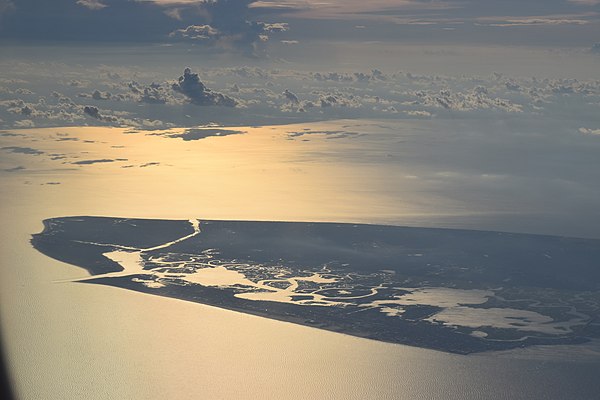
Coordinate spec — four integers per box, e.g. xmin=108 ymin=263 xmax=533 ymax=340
xmin=1 ymin=122 xmax=599 ymax=399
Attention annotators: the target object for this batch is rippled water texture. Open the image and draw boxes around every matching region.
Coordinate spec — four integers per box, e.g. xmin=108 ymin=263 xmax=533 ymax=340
xmin=1 ymin=122 xmax=600 ymax=399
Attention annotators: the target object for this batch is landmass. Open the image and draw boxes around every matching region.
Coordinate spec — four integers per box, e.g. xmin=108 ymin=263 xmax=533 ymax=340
xmin=31 ymin=217 xmax=600 ymax=354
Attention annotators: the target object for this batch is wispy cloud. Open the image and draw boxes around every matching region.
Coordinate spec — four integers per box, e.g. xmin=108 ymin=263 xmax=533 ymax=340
xmin=250 ymin=0 xmax=457 ymax=19
xmin=477 ymin=14 xmax=595 ymax=27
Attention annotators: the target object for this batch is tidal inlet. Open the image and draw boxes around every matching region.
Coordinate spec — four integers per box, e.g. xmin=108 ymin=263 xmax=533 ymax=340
xmin=1 ymin=1 xmax=600 ymax=400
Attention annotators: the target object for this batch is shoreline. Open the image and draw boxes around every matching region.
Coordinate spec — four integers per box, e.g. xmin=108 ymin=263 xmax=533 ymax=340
xmin=31 ymin=215 xmax=600 ymax=356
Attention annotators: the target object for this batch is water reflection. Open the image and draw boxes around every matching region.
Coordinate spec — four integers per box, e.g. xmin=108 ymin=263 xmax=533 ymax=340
xmin=1 ymin=121 xmax=600 ymax=399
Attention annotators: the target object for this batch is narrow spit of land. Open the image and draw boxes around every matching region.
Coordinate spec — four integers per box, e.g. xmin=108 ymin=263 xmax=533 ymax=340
xmin=32 ymin=216 xmax=600 ymax=354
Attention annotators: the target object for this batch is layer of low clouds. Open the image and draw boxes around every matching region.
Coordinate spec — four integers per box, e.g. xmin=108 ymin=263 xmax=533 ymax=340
xmin=172 ymin=68 xmax=237 ymax=106
xmin=1 ymin=58 xmax=598 ymax=130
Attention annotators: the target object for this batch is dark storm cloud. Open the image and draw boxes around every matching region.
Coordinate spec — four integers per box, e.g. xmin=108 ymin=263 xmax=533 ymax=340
xmin=172 ymin=68 xmax=237 ymax=107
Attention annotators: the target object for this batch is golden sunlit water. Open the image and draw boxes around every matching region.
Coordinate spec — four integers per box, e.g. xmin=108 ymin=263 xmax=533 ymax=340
xmin=1 ymin=123 xmax=599 ymax=399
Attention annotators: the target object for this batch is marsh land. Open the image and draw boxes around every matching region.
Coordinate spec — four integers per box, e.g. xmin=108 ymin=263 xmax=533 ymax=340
xmin=32 ymin=216 xmax=600 ymax=354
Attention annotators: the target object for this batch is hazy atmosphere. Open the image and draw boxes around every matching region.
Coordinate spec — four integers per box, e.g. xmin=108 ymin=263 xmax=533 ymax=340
xmin=1 ymin=1 xmax=599 ymax=399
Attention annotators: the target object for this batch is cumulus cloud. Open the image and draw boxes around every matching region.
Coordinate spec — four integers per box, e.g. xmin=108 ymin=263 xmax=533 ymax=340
xmin=83 ymin=105 xmax=102 ymax=119
xmin=579 ymin=127 xmax=600 ymax=135
xmin=282 ymin=89 xmax=299 ymax=103
xmin=129 ymin=81 xmax=171 ymax=104
xmin=317 ymin=93 xmax=361 ymax=109
xmin=14 ymin=119 xmax=35 ymax=128
xmin=92 ymin=90 xmax=111 ymax=100
xmin=313 ymin=72 xmax=355 ymax=82
xmin=262 ymin=22 xmax=289 ymax=32
xmin=76 ymin=0 xmax=107 ymax=10
xmin=405 ymin=110 xmax=432 ymax=117
xmin=409 ymin=87 xmax=523 ymax=113
xmin=172 ymin=68 xmax=236 ymax=106
xmin=165 ymin=1 xmax=289 ymax=54
xmin=169 ymin=25 xmax=220 ymax=41
xmin=312 ymin=70 xmax=388 ymax=83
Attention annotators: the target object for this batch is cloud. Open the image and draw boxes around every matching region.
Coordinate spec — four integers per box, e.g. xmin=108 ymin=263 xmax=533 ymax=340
xmin=286 ymin=129 xmax=362 ymax=139
xmin=72 ymin=159 xmax=118 ymax=165
xmin=568 ymin=0 xmax=600 ymax=5
xmin=14 ymin=119 xmax=35 ymax=128
xmin=165 ymin=1 xmax=289 ymax=54
xmin=92 ymin=90 xmax=111 ymax=100
xmin=4 ymin=166 xmax=25 ymax=172
xmin=128 ymin=81 xmax=171 ymax=104
xmin=76 ymin=0 xmax=107 ymax=10
xmin=83 ymin=105 xmax=102 ymax=119
xmin=316 ymin=93 xmax=361 ymax=109
xmin=0 ymin=1 xmax=284 ymax=53
xmin=484 ymin=18 xmax=590 ymax=27
xmin=20 ymin=105 xmax=32 ymax=116
xmin=262 ymin=22 xmax=289 ymax=32
xmin=1 ymin=146 xmax=43 ymax=155
xmin=248 ymin=0 xmax=454 ymax=19
xmin=140 ymin=162 xmax=160 ymax=167
xmin=172 ymin=68 xmax=237 ymax=106
xmin=166 ymin=128 xmax=246 ymax=141
xmin=169 ymin=25 xmax=220 ymax=41
xmin=312 ymin=70 xmax=388 ymax=83
xmin=408 ymin=87 xmax=523 ymax=113
xmin=579 ymin=127 xmax=600 ymax=135
xmin=476 ymin=13 xmax=596 ymax=27
xmin=405 ymin=110 xmax=432 ymax=117
xmin=282 ymin=89 xmax=299 ymax=103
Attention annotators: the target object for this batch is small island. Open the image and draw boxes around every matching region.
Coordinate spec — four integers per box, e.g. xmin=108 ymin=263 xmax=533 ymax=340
xmin=32 ymin=216 xmax=600 ymax=354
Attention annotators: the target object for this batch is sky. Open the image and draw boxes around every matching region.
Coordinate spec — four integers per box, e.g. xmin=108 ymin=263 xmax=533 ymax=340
xmin=0 ymin=0 xmax=599 ymax=47
xmin=2 ymin=5 xmax=600 ymax=400
xmin=0 ymin=0 xmax=599 ymax=237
